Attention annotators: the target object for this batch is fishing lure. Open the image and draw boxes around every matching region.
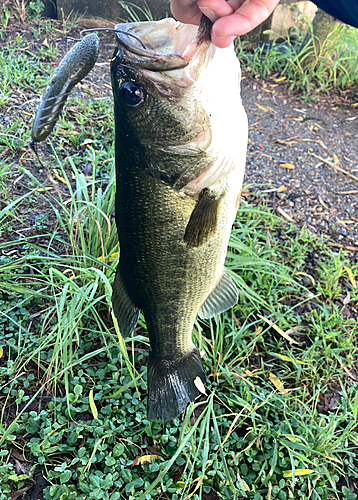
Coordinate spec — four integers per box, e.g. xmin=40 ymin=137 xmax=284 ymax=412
xmin=31 ymin=33 xmax=100 ymax=142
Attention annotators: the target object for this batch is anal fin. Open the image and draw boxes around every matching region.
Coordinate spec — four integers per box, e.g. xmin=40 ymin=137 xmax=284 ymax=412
xmin=184 ymin=190 xmax=222 ymax=248
xmin=198 ymin=268 xmax=238 ymax=319
xmin=112 ymin=269 xmax=140 ymax=338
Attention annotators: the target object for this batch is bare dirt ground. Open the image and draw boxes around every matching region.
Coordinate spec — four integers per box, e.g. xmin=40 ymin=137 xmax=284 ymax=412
xmin=241 ymin=76 xmax=358 ymax=259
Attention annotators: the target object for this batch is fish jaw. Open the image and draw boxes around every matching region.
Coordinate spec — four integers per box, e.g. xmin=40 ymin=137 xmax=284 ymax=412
xmin=113 ymin=19 xmax=199 ymax=70
xmin=112 ymin=19 xmax=214 ymax=96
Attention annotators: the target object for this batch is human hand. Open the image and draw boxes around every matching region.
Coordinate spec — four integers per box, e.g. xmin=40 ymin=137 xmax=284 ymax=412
xmin=170 ymin=0 xmax=281 ymax=48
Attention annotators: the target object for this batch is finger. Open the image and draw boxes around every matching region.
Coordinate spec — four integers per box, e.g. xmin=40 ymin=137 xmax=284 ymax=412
xmin=198 ymin=0 xmax=235 ymax=22
xmin=212 ymin=0 xmax=280 ymax=38
xmin=170 ymin=0 xmax=202 ymax=24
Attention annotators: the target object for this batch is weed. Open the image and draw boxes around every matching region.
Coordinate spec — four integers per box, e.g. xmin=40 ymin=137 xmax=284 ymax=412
xmin=237 ymin=21 xmax=358 ymax=95
xmin=0 ymin=162 xmax=11 ymax=199
xmin=1 ymin=151 xmax=357 ymax=498
xmin=36 ymin=42 xmax=59 ymax=61
xmin=0 ymin=44 xmax=49 ymax=93
xmin=11 ymin=0 xmax=28 ymax=23
xmin=0 ymin=5 xmax=11 ymax=29
xmin=118 ymin=0 xmax=155 ymax=22
xmin=27 ymin=0 xmax=45 ymax=20
xmin=59 ymin=8 xmax=84 ymax=35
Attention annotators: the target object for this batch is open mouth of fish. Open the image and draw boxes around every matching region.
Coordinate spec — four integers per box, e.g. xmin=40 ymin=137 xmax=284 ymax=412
xmin=113 ymin=16 xmax=213 ymax=73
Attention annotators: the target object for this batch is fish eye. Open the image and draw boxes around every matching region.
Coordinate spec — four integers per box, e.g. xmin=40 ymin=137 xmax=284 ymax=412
xmin=120 ymin=82 xmax=146 ymax=108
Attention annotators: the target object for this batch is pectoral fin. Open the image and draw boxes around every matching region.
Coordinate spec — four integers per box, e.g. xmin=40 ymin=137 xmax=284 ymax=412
xmin=198 ymin=269 xmax=238 ymax=319
xmin=184 ymin=190 xmax=222 ymax=248
xmin=112 ymin=269 xmax=140 ymax=338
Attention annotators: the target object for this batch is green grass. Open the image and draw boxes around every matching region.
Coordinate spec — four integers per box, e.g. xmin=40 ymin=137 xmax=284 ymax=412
xmin=1 ymin=150 xmax=357 ymax=500
xmin=118 ymin=0 xmax=155 ymax=22
xmin=1 ymin=8 xmax=358 ymax=500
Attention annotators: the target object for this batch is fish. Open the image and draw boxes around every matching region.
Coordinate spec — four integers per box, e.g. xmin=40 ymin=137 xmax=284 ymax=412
xmin=30 ymin=18 xmax=248 ymax=421
xmin=110 ymin=17 xmax=248 ymax=420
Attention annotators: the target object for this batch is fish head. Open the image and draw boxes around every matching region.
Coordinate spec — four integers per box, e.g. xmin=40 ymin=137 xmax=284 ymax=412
xmin=111 ymin=18 xmax=247 ymax=193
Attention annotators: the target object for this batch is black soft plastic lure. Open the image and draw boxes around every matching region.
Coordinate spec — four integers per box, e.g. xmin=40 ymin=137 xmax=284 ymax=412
xmin=31 ymin=34 xmax=100 ymax=142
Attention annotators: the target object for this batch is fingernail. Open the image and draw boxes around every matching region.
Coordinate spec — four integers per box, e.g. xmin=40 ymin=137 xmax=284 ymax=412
xmin=199 ymin=7 xmax=218 ymax=23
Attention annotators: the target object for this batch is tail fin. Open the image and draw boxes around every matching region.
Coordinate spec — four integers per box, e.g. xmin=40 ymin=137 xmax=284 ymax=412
xmin=147 ymin=348 xmax=206 ymax=421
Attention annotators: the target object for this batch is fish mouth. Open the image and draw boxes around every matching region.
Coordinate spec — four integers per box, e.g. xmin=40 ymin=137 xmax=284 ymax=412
xmin=113 ymin=16 xmax=212 ymax=72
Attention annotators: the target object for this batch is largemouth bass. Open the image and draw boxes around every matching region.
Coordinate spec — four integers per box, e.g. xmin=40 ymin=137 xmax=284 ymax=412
xmin=110 ymin=18 xmax=247 ymax=420
xmin=30 ymin=18 xmax=248 ymax=421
